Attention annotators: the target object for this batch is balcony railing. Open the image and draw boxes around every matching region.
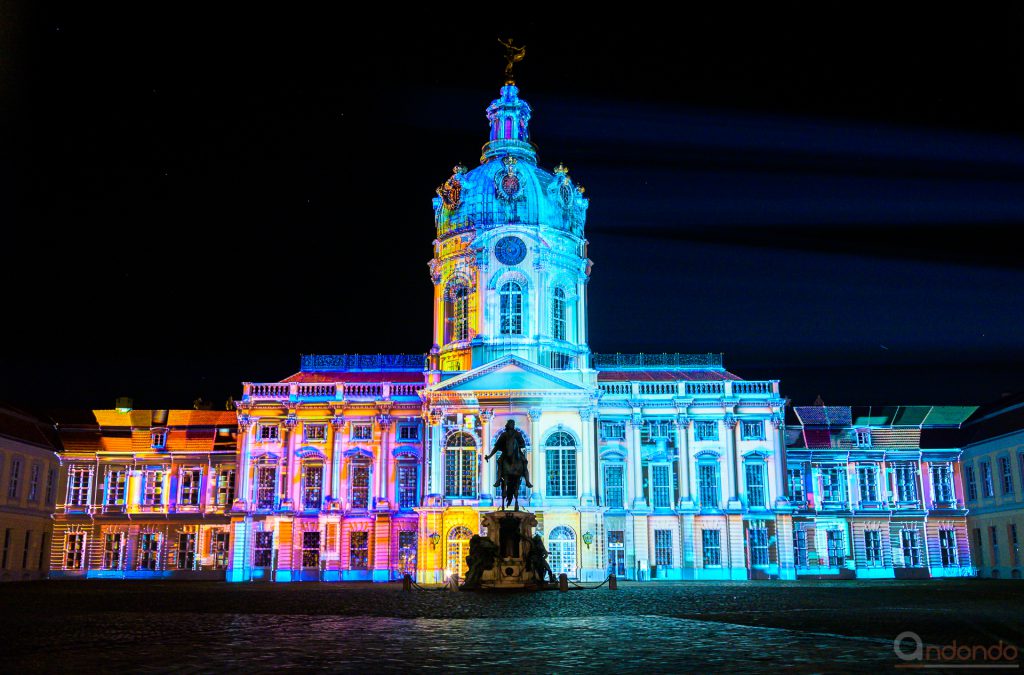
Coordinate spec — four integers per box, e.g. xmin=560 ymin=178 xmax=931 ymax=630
xmin=597 ymin=380 xmax=778 ymax=398
xmin=300 ymin=353 xmax=425 ymax=372
xmin=593 ymin=352 xmax=723 ymax=369
xmin=243 ymin=381 xmax=423 ymax=403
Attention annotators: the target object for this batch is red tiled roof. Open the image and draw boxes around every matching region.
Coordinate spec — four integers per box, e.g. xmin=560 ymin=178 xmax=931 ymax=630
xmin=281 ymin=371 xmax=427 ymax=384
xmin=0 ymin=405 xmax=61 ymax=450
xmin=597 ymin=370 xmax=743 ymax=382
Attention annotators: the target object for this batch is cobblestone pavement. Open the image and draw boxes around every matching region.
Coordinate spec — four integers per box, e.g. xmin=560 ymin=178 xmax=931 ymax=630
xmin=1 ymin=580 xmax=1021 ymax=673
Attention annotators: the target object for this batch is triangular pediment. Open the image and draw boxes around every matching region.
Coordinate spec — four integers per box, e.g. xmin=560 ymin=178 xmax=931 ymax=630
xmin=431 ymin=355 xmax=588 ymax=393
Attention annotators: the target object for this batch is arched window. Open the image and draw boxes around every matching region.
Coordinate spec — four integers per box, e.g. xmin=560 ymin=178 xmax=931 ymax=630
xmin=549 ymin=525 xmax=576 ymax=578
xmin=447 ymin=525 xmax=473 ymax=578
xmin=499 ymin=281 xmax=523 ymax=335
xmin=446 ymin=284 xmax=470 ymax=343
xmin=552 ymin=287 xmax=566 ymax=340
xmin=445 ymin=432 xmax=477 ymax=498
xmin=545 ymin=431 xmax=577 ymax=498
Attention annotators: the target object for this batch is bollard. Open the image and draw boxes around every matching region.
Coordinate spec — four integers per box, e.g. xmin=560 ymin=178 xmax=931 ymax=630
xmin=608 ymin=573 xmax=617 ymax=590
xmin=558 ymin=572 xmax=568 ymax=592
xmin=403 ymin=573 xmax=412 ymax=592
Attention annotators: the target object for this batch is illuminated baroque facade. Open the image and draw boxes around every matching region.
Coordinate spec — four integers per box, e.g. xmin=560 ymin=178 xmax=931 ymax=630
xmin=49 ymin=409 xmax=237 ymax=579
xmin=229 ymin=82 xmax=794 ymax=583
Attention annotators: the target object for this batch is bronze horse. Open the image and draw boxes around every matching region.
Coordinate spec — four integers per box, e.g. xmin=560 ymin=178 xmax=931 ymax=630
xmin=486 ymin=419 xmax=531 ymax=511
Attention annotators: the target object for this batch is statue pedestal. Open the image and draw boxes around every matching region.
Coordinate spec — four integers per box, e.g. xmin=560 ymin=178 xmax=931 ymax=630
xmin=477 ymin=509 xmax=542 ymax=589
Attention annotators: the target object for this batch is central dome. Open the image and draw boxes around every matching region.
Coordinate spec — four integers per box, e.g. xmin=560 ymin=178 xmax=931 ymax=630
xmin=432 ymin=85 xmax=588 ymax=239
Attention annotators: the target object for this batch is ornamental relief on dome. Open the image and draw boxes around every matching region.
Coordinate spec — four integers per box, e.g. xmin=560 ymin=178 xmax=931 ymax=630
xmin=494 ymin=156 xmax=526 ymax=203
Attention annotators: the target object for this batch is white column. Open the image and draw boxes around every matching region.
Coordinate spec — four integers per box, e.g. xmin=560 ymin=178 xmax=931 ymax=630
xmin=579 ymin=407 xmax=595 ymax=505
xmin=480 ymin=410 xmax=494 ymax=497
xmin=330 ymin=416 xmax=344 ymax=502
xmin=237 ymin=417 xmax=254 ymax=509
xmin=719 ymin=419 xmax=734 ymax=507
xmin=430 ymin=420 xmax=444 ymax=498
xmin=675 ymin=416 xmax=690 ymax=508
xmin=629 ymin=413 xmax=647 ymax=509
xmin=284 ymin=416 xmax=299 ymax=508
xmin=772 ymin=416 xmax=786 ymax=506
xmin=528 ymin=408 xmax=542 ymax=499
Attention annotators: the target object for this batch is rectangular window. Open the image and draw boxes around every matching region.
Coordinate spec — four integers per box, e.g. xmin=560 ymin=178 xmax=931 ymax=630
xmin=8 ymin=458 xmax=21 ymax=499
xmin=931 ymin=463 xmax=955 ymax=504
xmin=698 ymin=463 xmax=720 ymax=509
xmin=902 ymin=529 xmax=923 ymax=567
xmin=351 ymin=462 xmax=370 ymax=509
xmin=352 ymin=424 xmax=373 ymax=441
xmin=600 ymin=421 xmax=625 ymax=440
xmin=745 ymin=463 xmax=766 ymax=508
xmin=303 ymin=465 xmax=323 ymax=510
xmin=980 ymin=461 xmax=995 ymax=498
xmin=216 ymin=469 xmax=236 ymax=506
xmin=446 ymin=446 xmax=477 ymax=499
xmin=855 ymin=429 xmax=872 ymax=447
xmin=102 ymin=533 xmax=125 ymax=570
xmin=178 ymin=469 xmax=201 ymax=506
xmin=350 ymin=531 xmax=369 ymax=570
xmin=398 ymin=464 xmax=417 ymax=509
xmin=864 ymin=530 xmax=882 ymax=566
xmin=38 ymin=532 xmax=48 ymax=570
xmin=45 ymin=468 xmax=55 ymax=504
xmin=64 ymin=532 xmax=85 ymax=570
xmin=603 ymin=464 xmax=624 ymax=509
xmin=552 ymin=291 xmax=566 ymax=341
xmin=20 ymin=531 xmax=29 ymax=568
xmin=398 ymin=531 xmax=417 ymax=575
xmin=787 ymin=468 xmax=805 ymax=504
xmin=211 ymin=531 xmax=230 ymax=569
xmin=550 ymin=352 xmax=574 ymax=370
xmin=67 ymin=466 xmax=93 ymax=506
xmin=974 ymin=528 xmax=984 ymax=566
xmin=990 ymin=526 xmax=999 ymax=565
xmin=741 ymin=420 xmax=764 ymax=440
xmin=965 ymin=465 xmax=978 ymax=501
xmin=939 ymin=529 xmax=959 ymax=567
xmin=999 ymin=457 xmax=1014 ymax=496
xmin=749 ymin=525 xmax=770 ymax=566
xmin=894 ymin=464 xmax=919 ymax=504
xmin=258 ymin=425 xmax=280 ymax=442
xmin=702 ymin=529 xmax=721 ymax=566
xmin=654 ymin=529 xmax=672 ymax=567
xmin=826 ymin=529 xmax=845 ymax=566
xmin=27 ymin=464 xmax=40 ymax=502
xmin=137 ymin=533 xmax=160 ymax=571
xmin=256 ymin=466 xmax=277 ymax=509
xmin=642 ymin=420 xmax=672 ymax=442
xmin=398 ymin=424 xmax=420 ymax=441
xmin=254 ymin=531 xmax=273 ymax=567
xmin=651 ymin=465 xmax=672 ymax=508
xmin=1 ymin=528 xmax=9 ymax=569
xmin=151 ymin=430 xmax=166 ymax=449
xmin=177 ymin=533 xmax=197 ymax=570
xmin=793 ymin=528 xmax=808 ymax=566
xmin=694 ymin=421 xmax=719 ymax=441
xmin=1010 ymin=524 xmax=1020 ymax=567
xmin=302 ymin=531 xmax=321 ymax=569
xmin=820 ymin=467 xmax=845 ymax=506
xmin=304 ymin=424 xmax=327 ymax=442
xmin=143 ymin=470 xmax=165 ymax=506
xmin=105 ymin=468 xmax=126 ymax=506
xmin=857 ymin=465 xmax=879 ymax=504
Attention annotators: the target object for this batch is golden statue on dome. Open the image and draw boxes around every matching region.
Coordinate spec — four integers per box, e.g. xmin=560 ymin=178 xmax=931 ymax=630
xmin=498 ymin=37 xmax=526 ymax=85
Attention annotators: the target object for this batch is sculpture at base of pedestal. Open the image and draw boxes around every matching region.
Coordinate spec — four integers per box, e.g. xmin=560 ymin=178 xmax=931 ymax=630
xmin=460 ymin=509 xmax=556 ymax=590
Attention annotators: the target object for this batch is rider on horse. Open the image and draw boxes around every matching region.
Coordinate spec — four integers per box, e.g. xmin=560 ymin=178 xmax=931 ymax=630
xmin=484 ymin=419 xmax=533 ymax=490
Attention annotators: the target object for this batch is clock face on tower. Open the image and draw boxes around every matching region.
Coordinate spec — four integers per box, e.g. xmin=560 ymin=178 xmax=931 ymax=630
xmin=494 ymin=236 xmax=527 ymax=265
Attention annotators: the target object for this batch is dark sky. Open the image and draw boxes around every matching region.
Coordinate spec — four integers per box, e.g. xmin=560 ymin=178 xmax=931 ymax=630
xmin=4 ymin=6 xmax=1024 ymax=410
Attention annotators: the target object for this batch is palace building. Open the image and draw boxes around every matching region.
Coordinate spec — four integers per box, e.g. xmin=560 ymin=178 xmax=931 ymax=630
xmin=46 ymin=75 xmax=979 ymax=583
xmin=227 ymin=79 xmax=790 ymax=583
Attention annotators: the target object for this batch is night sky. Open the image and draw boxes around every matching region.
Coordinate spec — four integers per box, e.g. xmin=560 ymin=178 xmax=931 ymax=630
xmin=4 ymin=6 xmax=1024 ymax=411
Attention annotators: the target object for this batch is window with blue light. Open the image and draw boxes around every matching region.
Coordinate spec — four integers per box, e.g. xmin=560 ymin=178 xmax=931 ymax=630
xmin=304 ymin=424 xmax=327 ymax=442
xmin=793 ymin=528 xmax=808 ymax=566
xmin=254 ymin=531 xmax=273 ymax=567
xmin=302 ymin=464 xmax=323 ymax=510
xmin=398 ymin=424 xmax=420 ymax=441
xmin=552 ymin=287 xmax=566 ymax=340
xmin=694 ymin=421 xmax=718 ymax=442
xmin=826 ymin=528 xmax=845 ymax=566
xmin=820 ymin=466 xmax=845 ymax=507
xmin=702 ymin=529 xmax=721 ymax=566
xmin=965 ymin=464 xmax=978 ymax=501
xmin=931 ymin=463 xmax=954 ymax=504
xmin=651 ymin=465 xmax=671 ymax=508
xmin=255 ymin=465 xmax=276 ymax=509
xmin=350 ymin=531 xmax=369 ymax=570
xmin=864 ymin=530 xmax=882 ymax=566
xmin=350 ymin=460 xmax=370 ymax=509
xmin=999 ymin=456 xmax=1014 ymax=496
xmin=151 ymin=429 xmax=167 ymax=449
xmin=445 ymin=432 xmax=476 ymax=498
xmin=545 ymin=432 xmax=577 ymax=498
xmin=654 ymin=529 xmax=672 ymax=567
xmin=603 ymin=464 xmax=624 ymax=509
xmin=302 ymin=531 xmax=320 ymax=569
xmin=698 ymin=462 xmax=720 ymax=509
xmin=740 ymin=420 xmax=764 ymax=441
xmin=398 ymin=463 xmax=417 ymax=509
xmin=901 ymin=528 xmax=923 ymax=567
xmin=745 ymin=463 xmax=766 ymax=508
xmin=748 ymin=523 xmax=769 ymax=565
xmin=980 ymin=461 xmax=995 ymax=498
xmin=894 ymin=464 xmax=918 ymax=504
xmin=499 ymin=281 xmax=523 ymax=335
xmin=351 ymin=423 xmax=372 ymax=441
xmin=787 ymin=468 xmax=804 ymax=504
xmin=857 ymin=465 xmax=878 ymax=503
xmin=939 ymin=529 xmax=959 ymax=567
